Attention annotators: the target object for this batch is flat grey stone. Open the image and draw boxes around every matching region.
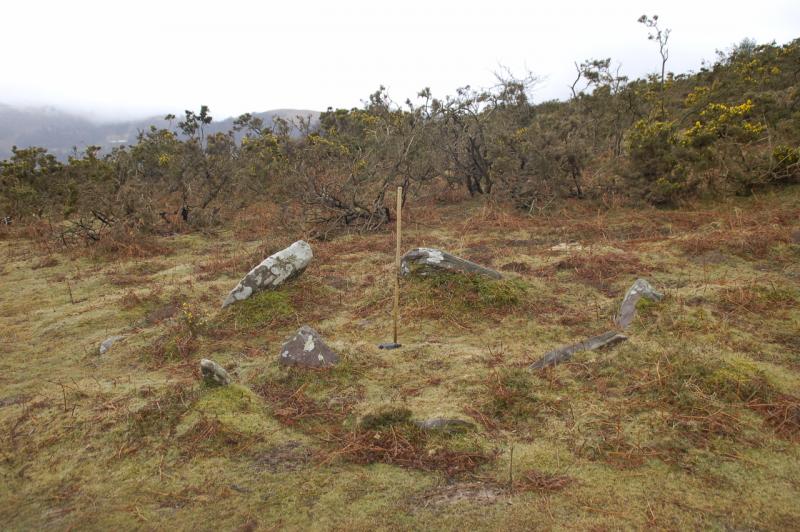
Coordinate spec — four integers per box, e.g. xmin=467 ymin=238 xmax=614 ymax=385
xmin=222 ymin=240 xmax=312 ymax=308
xmin=615 ymin=278 xmax=664 ymax=328
xmin=98 ymin=335 xmax=125 ymax=355
xmin=414 ymin=418 xmax=475 ymax=433
xmin=278 ymin=326 xmax=339 ymax=368
xmin=200 ymin=358 xmax=232 ymax=386
xmin=400 ymin=248 xmax=502 ymax=279
xmin=529 ymin=331 xmax=628 ymax=370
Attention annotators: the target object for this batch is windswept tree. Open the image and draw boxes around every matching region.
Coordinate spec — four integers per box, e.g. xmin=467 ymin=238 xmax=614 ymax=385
xmin=293 ymin=86 xmax=437 ymax=236
xmin=431 ymin=69 xmax=538 ymax=197
xmin=0 ymin=146 xmax=63 ymax=217
xmin=638 ymin=14 xmax=671 ymax=115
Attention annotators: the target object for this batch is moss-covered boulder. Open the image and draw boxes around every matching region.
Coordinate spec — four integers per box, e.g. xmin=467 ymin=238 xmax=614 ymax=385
xmin=199 ymin=358 xmax=231 ymax=386
xmin=222 ymin=240 xmax=313 ymax=308
xmin=400 ymin=247 xmax=502 ymax=279
xmin=615 ymin=278 xmax=664 ymax=328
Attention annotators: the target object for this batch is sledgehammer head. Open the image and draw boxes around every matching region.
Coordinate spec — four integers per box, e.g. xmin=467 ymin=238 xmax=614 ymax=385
xmin=378 ymin=343 xmax=402 ymax=350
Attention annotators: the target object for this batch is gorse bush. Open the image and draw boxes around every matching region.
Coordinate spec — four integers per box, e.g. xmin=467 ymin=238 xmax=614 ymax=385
xmin=2 ymin=31 xmax=799 ymax=238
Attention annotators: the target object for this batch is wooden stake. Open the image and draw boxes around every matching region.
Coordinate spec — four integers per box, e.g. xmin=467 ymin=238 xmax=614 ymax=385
xmin=393 ymin=186 xmax=402 ymax=344
xmin=66 ymin=280 xmax=75 ymax=305
xmin=508 ymin=445 xmax=514 ymax=489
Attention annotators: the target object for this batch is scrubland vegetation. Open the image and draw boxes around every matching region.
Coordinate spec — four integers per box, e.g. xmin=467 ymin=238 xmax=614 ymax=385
xmin=1 ymin=23 xmax=799 ymax=531
xmin=1 ymin=33 xmax=799 ymax=241
xmin=1 ymin=187 xmax=799 ymax=529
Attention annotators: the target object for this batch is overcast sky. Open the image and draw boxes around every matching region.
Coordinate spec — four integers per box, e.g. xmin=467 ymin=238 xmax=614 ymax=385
xmin=1 ymin=0 xmax=798 ymax=122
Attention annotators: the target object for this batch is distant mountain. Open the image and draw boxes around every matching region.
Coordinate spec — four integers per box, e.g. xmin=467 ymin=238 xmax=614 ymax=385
xmin=0 ymin=104 xmax=320 ymax=160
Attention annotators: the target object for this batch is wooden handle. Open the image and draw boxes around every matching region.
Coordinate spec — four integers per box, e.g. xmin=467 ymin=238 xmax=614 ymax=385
xmin=393 ymin=186 xmax=402 ymax=344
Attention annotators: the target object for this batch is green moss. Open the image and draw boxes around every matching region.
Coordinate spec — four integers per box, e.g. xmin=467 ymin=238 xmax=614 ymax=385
xmin=359 ymin=407 xmax=413 ymax=430
xmin=634 ymin=294 xmax=660 ymax=317
xmin=707 ymin=358 xmax=774 ymax=403
xmin=194 ymin=383 xmax=262 ymax=415
xmin=4 ymin=193 xmax=800 ymax=529
xmin=482 ymin=367 xmax=547 ymax=429
xmin=406 ymin=272 xmax=529 ymax=317
xmin=150 ymin=327 xmax=197 ymax=363
xmin=652 ymin=352 xmax=775 ymax=406
xmin=216 ymin=289 xmax=294 ymax=329
xmin=257 ymin=356 xmax=365 ymax=397
xmin=127 ymin=384 xmax=198 ymax=441
xmin=124 ymin=260 xmax=168 ymax=276
xmin=248 ymin=357 xmax=368 ymax=440
xmin=176 ymin=384 xmax=284 ymax=442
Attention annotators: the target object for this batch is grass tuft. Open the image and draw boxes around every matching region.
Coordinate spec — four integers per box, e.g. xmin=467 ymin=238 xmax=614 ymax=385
xmin=553 ymin=250 xmax=651 ymax=295
xmin=323 ymin=422 xmax=494 ymax=477
xmin=404 ymin=272 xmax=529 ymax=323
xmin=126 ymin=384 xmax=198 ymax=444
xmin=679 ymin=225 xmax=792 ymax=260
xmin=359 ymin=407 xmax=413 ymax=430
xmin=467 ymin=367 xmax=560 ymax=436
xmin=217 ymin=290 xmax=295 ymax=330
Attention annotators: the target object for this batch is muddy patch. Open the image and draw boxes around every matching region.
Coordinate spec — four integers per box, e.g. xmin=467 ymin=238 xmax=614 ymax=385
xmin=500 ymin=261 xmax=531 ymax=274
xmin=252 ymin=441 xmax=313 ymax=473
xmin=146 ymin=303 xmax=180 ymax=324
xmin=690 ymin=250 xmax=730 ymax=265
xmin=0 ymin=394 xmax=30 ymax=408
xmin=414 ymin=482 xmax=505 ymax=508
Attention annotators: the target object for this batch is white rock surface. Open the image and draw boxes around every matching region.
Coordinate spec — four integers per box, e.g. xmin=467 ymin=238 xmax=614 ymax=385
xmin=278 ymin=326 xmax=339 ymax=368
xmin=400 ymin=247 xmax=502 ymax=279
xmin=222 ymin=240 xmax=312 ymax=308
xmin=200 ymin=359 xmax=232 ymax=386
xmin=615 ymin=278 xmax=664 ymax=328
xmin=99 ymin=335 xmax=125 ymax=355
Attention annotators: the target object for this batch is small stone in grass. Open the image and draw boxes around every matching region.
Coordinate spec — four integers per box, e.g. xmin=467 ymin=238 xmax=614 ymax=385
xmin=99 ymin=335 xmax=125 ymax=355
xmin=200 ymin=358 xmax=232 ymax=386
xmin=278 ymin=326 xmax=339 ymax=368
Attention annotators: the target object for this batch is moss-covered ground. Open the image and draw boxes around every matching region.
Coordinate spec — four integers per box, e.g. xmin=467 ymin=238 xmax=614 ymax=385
xmin=1 ymin=188 xmax=799 ymax=530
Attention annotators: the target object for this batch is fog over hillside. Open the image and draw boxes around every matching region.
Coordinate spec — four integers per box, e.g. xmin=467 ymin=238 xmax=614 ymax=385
xmin=0 ymin=104 xmax=320 ymax=160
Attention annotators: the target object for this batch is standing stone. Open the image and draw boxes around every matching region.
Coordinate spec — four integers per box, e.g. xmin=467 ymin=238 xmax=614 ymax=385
xmin=98 ymin=335 xmax=125 ymax=355
xmin=200 ymin=359 xmax=232 ymax=386
xmin=400 ymin=248 xmax=502 ymax=279
xmin=529 ymin=331 xmax=628 ymax=370
xmin=278 ymin=326 xmax=340 ymax=368
xmin=222 ymin=240 xmax=313 ymax=308
xmin=615 ymin=278 xmax=664 ymax=328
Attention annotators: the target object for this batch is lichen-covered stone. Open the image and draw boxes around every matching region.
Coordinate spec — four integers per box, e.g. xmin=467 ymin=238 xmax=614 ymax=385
xmin=529 ymin=331 xmax=628 ymax=369
xmin=615 ymin=278 xmax=664 ymax=328
xmin=98 ymin=335 xmax=125 ymax=355
xmin=400 ymin=248 xmax=502 ymax=279
xmin=278 ymin=326 xmax=339 ymax=368
xmin=200 ymin=359 xmax=232 ymax=386
xmin=222 ymin=240 xmax=312 ymax=308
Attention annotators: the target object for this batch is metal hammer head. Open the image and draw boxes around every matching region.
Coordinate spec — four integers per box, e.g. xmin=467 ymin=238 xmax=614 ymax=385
xmin=378 ymin=343 xmax=402 ymax=350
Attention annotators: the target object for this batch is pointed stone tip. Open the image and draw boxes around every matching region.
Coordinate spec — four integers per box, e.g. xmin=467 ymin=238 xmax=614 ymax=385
xmin=278 ymin=325 xmax=338 ymax=367
xmin=292 ymin=239 xmax=313 ymax=258
xmin=401 ymin=247 xmax=502 ymax=279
